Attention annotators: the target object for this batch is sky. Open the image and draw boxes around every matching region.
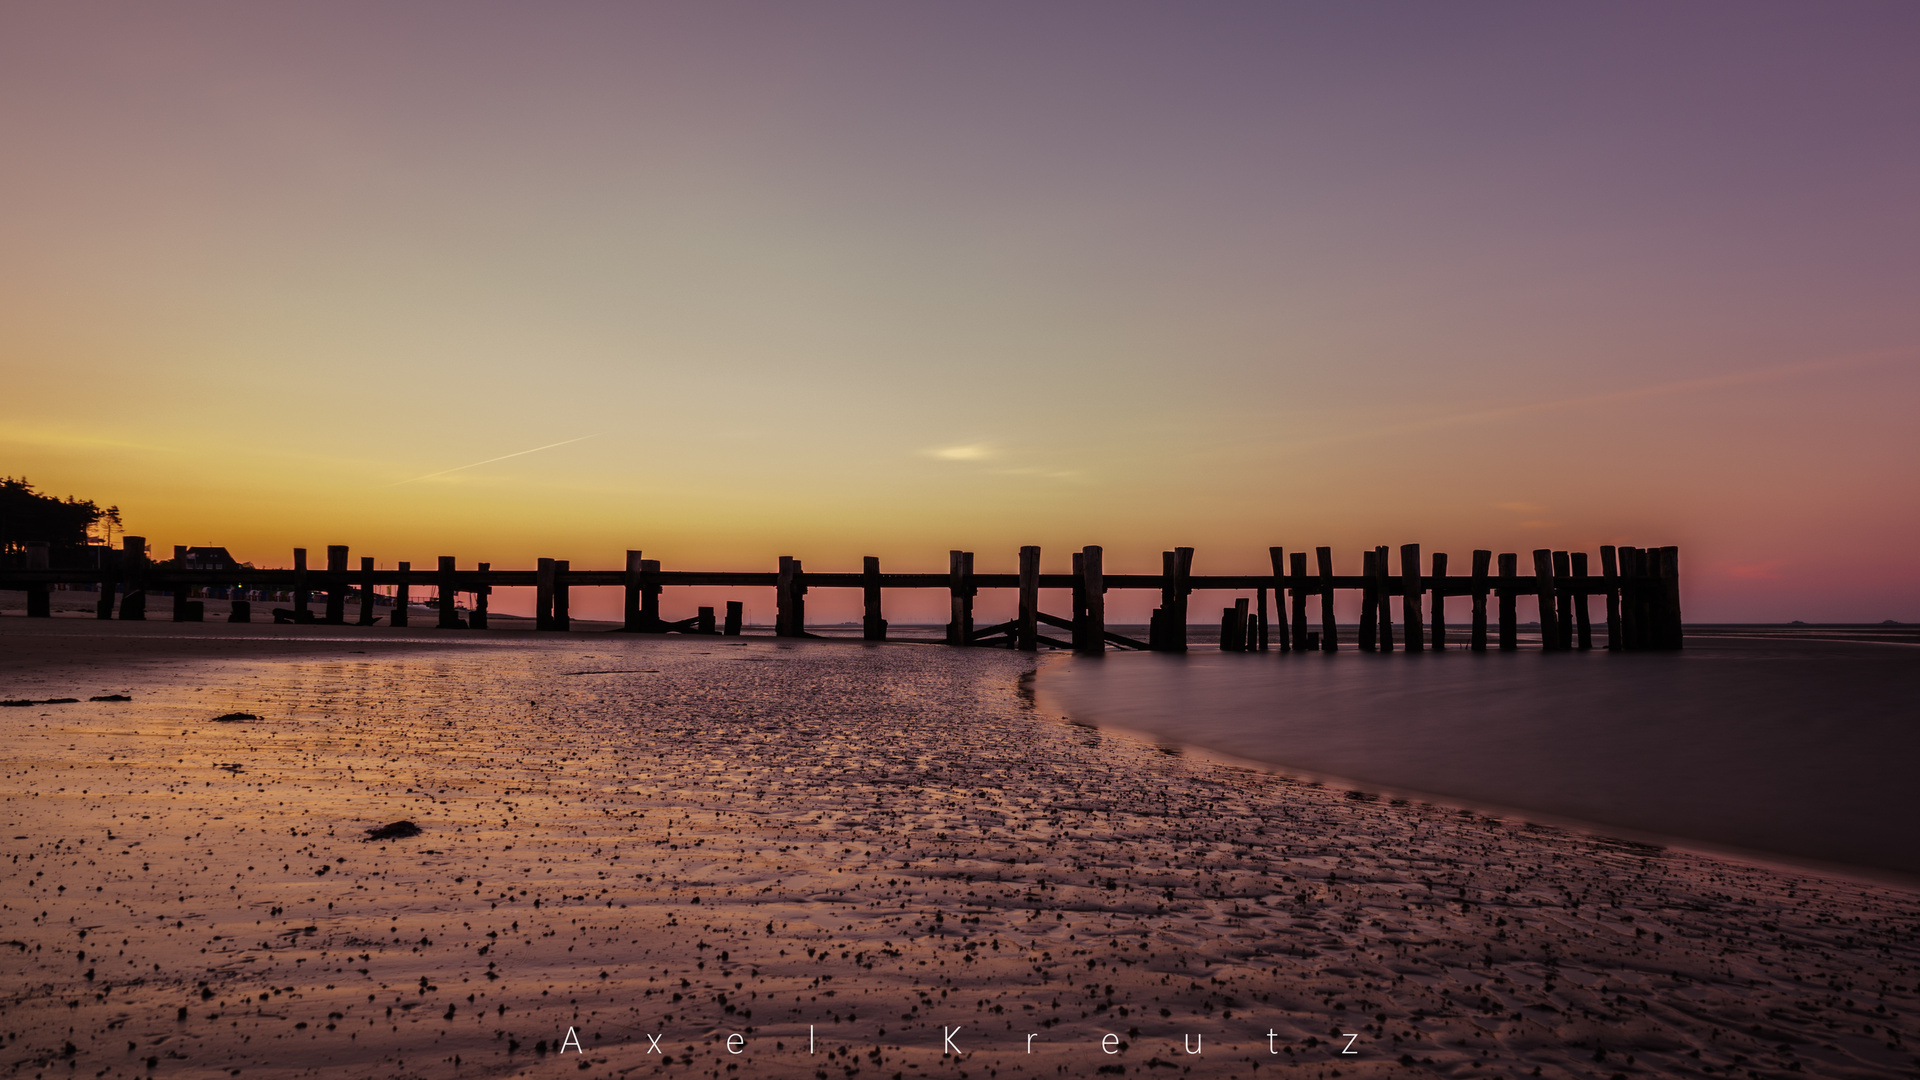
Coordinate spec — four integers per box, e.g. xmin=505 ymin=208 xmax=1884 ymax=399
xmin=3 ymin=2 xmax=1917 ymax=623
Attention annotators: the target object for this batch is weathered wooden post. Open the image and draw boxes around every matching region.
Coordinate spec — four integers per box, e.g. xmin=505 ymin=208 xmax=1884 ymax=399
xmin=1497 ymin=553 xmax=1518 ymax=650
xmin=1151 ymin=548 xmax=1193 ymax=652
xmin=1620 ymin=545 xmax=1651 ymax=645
xmin=318 ymin=545 xmax=343 ymax=624
xmin=471 ymin=562 xmax=490 ymax=630
xmin=172 ymin=545 xmax=191 ymax=622
xmin=639 ymin=560 xmax=662 ymax=628
xmin=1289 ymin=551 xmax=1310 ymax=651
xmin=1571 ymin=552 xmax=1592 ymax=650
xmin=1431 ymin=551 xmax=1449 ymax=650
xmin=863 ymin=556 xmax=886 ymax=641
xmin=535 ymin=558 xmax=555 ymax=630
xmin=1315 ymin=547 xmax=1337 ymax=652
xmin=623 ymin=550 xmax=645 ymax=631
xmin=25 ymin=541 xmax=50 ymax=617
xmin=723 ymin=600 xmax=743 ymax=636
xmin=1254 ymin=586 xmax=1270 ymax=651
xmin=552 ymin=559 xmax=571 ymax=631
xmin=1017 ymin=546 xmax=1041 ymax=651
xmin=1071 ymin=551 xmax=1087 ymax=650
xmin=1358 ymin=549 xmax=1379 ymax=652
xmin=696 ymin=606 xmax=716 ymax=634
xmin=1551 ymin=550 xmax=1574 ymax=649
xmin=1531 ymin=549 xmax=1558 ymax=650
xmin=358 ymin=557 xmax=378 ymax=625
xmin=1658 ymin=546 xmax=1683 ymax=649
xmin=1400 ymin=544 xmax=1425 ymax=652
xmin=946 ymin=551 xmax=973 ymax=645
xmin=290 ymin=547 xmax=309 ymax=623
xmin=1469 ymin=550 xmax=1491 ymax=651
xmin=777 ymin=556 xmax=807 ymax=637
xmin=1266 ymin=548 xmax=1291 ymax=653
xmin=1218 ymin=606 xmax=1236 ymax=651
xmin=96 ymin=544 xmax=119 ymax=619
xmin=1077 ymin=545 xmax=1105 ymax=655
xmin=1600 ymin=545 xmax=1622 ymax=651
xmin=392 ymin=561 xmax=411 ymax=628
xmin=1373 ymin=545 xmax=1394 ymax=652
xmin=1231 ymin=598 xmax=1251 ymax=652
xmin=119 ymin=536 xmax=147 ymax=620
xmin=438 ymin=556 xmax=462 ymax=628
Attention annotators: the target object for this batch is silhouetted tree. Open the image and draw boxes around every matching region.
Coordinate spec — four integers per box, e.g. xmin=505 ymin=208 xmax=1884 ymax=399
xmin=0 ymin=477 xmax=109 ymax=557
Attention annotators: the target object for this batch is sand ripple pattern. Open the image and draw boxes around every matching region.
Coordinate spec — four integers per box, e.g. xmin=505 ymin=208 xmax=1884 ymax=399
xmin=1 ymin=630 xmax=1917 ymax=1078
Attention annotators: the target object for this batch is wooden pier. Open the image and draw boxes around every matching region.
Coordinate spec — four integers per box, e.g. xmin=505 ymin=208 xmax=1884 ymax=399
xmin=2 ymin=540 xmax=1684 ymax=652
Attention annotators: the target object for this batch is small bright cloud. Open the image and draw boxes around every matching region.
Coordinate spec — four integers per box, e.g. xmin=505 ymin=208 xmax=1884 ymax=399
xmin=1497 ymin=501 xmax=1548 ymax=514
xmin=927 ymin=444 xmax=994 ymax=461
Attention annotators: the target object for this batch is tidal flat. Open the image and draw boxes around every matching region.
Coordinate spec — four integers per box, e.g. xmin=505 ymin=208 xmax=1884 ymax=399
xmin=2 ymin=622 xmax=1916 ymax=1079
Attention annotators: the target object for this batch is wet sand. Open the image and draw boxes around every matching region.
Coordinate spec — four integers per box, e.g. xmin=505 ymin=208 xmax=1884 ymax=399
xmin=2 ymin=621 xmax=1917 ymax=1079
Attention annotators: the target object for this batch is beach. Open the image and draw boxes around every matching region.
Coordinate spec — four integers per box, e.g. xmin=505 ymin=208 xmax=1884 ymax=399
xmin=2 ymin=620 xmax=1917 ymax=1079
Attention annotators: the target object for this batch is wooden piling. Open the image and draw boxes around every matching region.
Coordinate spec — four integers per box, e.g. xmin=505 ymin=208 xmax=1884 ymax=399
xmin=1431 ymin=551 xmax=1448 ymax=650
xmin=1219 ymin=607 xmax=1237 ymax=651
xmin=1469 ymin=550 xmax=1491 ymax=651
xmin=1551 ymin=550 xmax=1574 ymax=650
xmin=1017 ymin=546 xmax=1041 ymax=652
xmin=534 ymin=558 xmax=554 ymax=631
xmin=623 ymin=551 xmax=645 ymax=631
xmin=863 ymin=556 xmax=886 ymax=640
xmin=24 ymin=541 xmax=50 ymax=618
xmin=1619 ymin=546 xmax=1644 ymax=649
xmin=946 ymin=551 xmax=974 ymax=645
xmin=777 ymin=556 xmax=807 ymax=638
xmin=173 ymin=545 xmax=191 ymax=622
xmin=471 ymin=562 xmax=490 ymax=630
xmin=696 ymin=606 xmax=716 ymax=635
xmin=1232 ymin=597 xmax=1251 ymax=652
xmin=1401 ymin=543 xmax=1425 ymax=652
xmin=1658 ymin=546 xmax=1683 ymax=649
xmin=1600 ymin=545 xmax=1622 ymax=651
xmin=1571 ymin=552 xmax=1592 ymax=650
xmin=1373 ymin=545 xmax=1394 ymax=652
xmin=1255 ymin=586 xmax=1270 ymax=651
xmin=1358 ymin=549 xmax=1378 ymax=652
xmin=552 ymin=559 xmax=571 ymax=631
xmin=1071 ymin=552 xmax=1087 ymax=650
xmin=723 ymin=600 xmax=743 ymax=636
xmin=229 ymin=600 xmax=251 ymax=623
xmin=1315 ymin=547 xmax=1338 ymax=652
xmin=1531 ymin=549 xmax=1558 ymax=650
xmin=1497 ymin=553 xmax=1518 ymax=650
xmin=358 ymin=557 xmax=377 ymax=625
xmin=323 ymin=545 xmax=348 ymax=624
xmin=1267 ymin=548 xmax=1291 ymax=652
xmin=290 ymin=546 xmax=307 ymax=624
xmin=1289 ymin=551 xmax=1310 ymax=650
xmin=640 ymin=560 xmax=662 ymax=628
xmin=393 ymin=561 xmax=411 ymax=628
xmin=96 ymin=545 xmax=118 ymax=619
xmin=117 ymin=536 xmax=148 ymax=620
xmin=438 ymin=556 xmax=462 ymax=628
xmin=1078 ymin=546 xmax=1106 ymax=656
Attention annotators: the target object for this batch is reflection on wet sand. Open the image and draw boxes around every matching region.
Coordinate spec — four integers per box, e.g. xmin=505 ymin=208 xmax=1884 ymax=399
xmin=1 ymin=625 xmax=1916 ymax=1078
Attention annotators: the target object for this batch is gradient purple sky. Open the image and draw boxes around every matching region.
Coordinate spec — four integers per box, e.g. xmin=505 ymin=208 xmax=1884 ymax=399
xmin=3 ymin=3 xmax=1917 ymax=621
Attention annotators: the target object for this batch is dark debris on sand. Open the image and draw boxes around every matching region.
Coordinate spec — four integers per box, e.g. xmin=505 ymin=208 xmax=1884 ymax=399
xmin=363 ymin=820 xmax=422 ymax=841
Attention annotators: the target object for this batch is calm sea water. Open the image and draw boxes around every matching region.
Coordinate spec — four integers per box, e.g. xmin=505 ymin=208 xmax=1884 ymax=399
xmin=1037 ymin=632 xmax=1920 ymax=879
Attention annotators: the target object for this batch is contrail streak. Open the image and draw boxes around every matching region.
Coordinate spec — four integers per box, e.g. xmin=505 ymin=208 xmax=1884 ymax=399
xmin=388 ymin=433 xmax=603 ymax=486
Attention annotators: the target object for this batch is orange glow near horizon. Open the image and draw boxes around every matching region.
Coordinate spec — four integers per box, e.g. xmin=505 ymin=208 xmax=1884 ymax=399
xmin=3 ymin=6 xmax=1918 ymax=623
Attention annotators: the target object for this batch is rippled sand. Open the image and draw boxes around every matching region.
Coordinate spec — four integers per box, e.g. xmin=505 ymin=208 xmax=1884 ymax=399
xmin=2 ymin=623 xmax=1916 ymax=1079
